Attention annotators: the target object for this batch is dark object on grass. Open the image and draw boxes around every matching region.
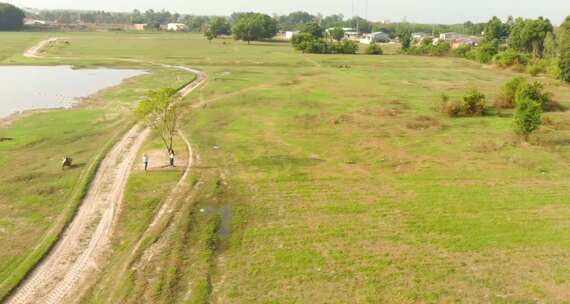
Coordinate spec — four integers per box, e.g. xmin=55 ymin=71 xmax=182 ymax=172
xmin=0 ymin=137 xmax=14 ymax=142
xmin=62 ymin=157 xmax=73 ymax=169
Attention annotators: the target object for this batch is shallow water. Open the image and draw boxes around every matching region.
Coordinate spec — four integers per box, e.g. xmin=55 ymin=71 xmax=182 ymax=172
xmin=0 ymin=66 xmax=145 ymax=118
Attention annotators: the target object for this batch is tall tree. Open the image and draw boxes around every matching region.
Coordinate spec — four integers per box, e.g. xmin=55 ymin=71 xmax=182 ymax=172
xmin=208 ymin=16 xmax=231 ymax=38
xmin=232 ymin=13 xmax=277 ymax=44
xmin=301 ymin=22 xmax=324 ymax=38
xmin=484 ymin=16 xmax=509 ymax=42
xmin=136 ymin=88 xmax=180 ymax=153
xmin=508 ymin=17 xmax=553 ymax=57
xmin=0 ymin=3 xmax=25 ymax=31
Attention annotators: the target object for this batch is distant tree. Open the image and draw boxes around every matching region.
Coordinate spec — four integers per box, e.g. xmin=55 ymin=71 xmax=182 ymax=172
xmin=347 ymin=16 xmax=371 ymax=33
xmin=204 ymin=29 xmax=215 ymax=43
xmin=301 ymin=22 xmax=324 ymax=38
xmin=558 ymin=16 xmax=570 ymax=51
xmin=135 ymin=88 xmax=180 ymax=153
xmin=559 ymin=50 xmax=570 ymax=82
xmin=543 ymin=32 xmax=558 ymax=58
xmin=329 ymin=26 xmax=345 ymax=41
xmin=508 ymin=17 xmax=553 ymax=57
xmin=209 ymin=17 xmax=231 ymax=38
xmin=322 ymin=14 xmax=344 ymax=28
xmin=484 ymin=16 xmax=509 ymax=42
xmin=232 ymin=13 xmax=277 ymax=44
xmin=514 ymin=97 xmax=542 ymax=141
xmin=0 ymin=3 xmax=25 ymax=31
xmin=398 ymin=30 xmax=412 ymax=50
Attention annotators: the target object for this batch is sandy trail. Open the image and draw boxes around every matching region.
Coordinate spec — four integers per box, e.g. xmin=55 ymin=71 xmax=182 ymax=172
xmin=6 ymin=39 xmax=208 ymax=304
xmin=23 ymin=38 xmax=65 ymax=58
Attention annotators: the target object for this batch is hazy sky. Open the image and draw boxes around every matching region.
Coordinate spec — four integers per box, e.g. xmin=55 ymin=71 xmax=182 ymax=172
xmin=7 ymin=0 xmax=570 ymax=24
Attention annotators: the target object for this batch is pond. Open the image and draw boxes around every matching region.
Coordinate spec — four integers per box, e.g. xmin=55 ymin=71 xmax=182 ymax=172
xmin=0 ymin=65 xmax=145 ymax=118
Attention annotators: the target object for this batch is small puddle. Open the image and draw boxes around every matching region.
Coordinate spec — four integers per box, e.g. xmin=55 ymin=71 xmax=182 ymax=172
xmin=201 ymin=205 xmax=232 ymax=239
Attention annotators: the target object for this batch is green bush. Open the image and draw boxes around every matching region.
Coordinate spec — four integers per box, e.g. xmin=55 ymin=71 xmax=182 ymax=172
xmin=466 ymin=40 xmax=499 ymax=63
xmin=452 ymin=45 xmax=472 ymax=58
xmin=406 ymin=42 xmax=451 ymax=57
xmin=462 ymin=88 xmax=487 ymax=116
xmin=492 ymin=49 xmax=530 ymax=67
xmin=496 ymin=77 xmax=527 ymax=109
xmin=438 ymin=89 xmax=487 ymax=117
xmin=365 ymin=43 xmax=383 ymax=55
xmin=293 ymin=37 xmax=358 ymax=54
xmin=561 ymin=50 xmax=570 ymax=82
xmin=516 ymin=81 xmax=553 ymax=110
xmin=291 ymin=32 xmax=314 ymax=51
xmin=514 ymin=97 xmax=542 ymax=140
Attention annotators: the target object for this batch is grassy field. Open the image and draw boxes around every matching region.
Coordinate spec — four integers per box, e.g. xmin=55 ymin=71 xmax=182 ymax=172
xmin=2 ymin=32 xmax=570 ymax=303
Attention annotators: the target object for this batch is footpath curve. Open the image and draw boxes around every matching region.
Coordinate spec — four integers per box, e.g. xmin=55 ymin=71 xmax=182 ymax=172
xmin=6 ymin=38 xmax=208 ymax=304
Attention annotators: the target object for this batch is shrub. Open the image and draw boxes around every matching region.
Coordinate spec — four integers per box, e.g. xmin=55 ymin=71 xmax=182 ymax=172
xmin=515 ymin=81 xmax=553 ymax=110
xmin=406 ymin=42 xmax=451 ymax=57
xmin=496 ymin=77 xmax=527 ymax=109
xmin=452 ymin=45 xmax=472 ymax=58
xmin=366 ymin=43 xmax=383 ymax=55
xmin=467 ymin=40 xmax=499 ymax=63
xmin=292 ymin=32 xmax=314 ymax=50
xmin=293 ymin=33 xmax=358 ymax=54
xmin=492 ymin=49 xmax=530 ymax=67
xmin=462 ymin=88 xmax=487 ymax=115
xmin=514 ymin=97 xmax=542 ymax=141
xmin=440 ymin=99 xmax=465 ymax=117
xmin=561 ymin=50 xmax=570 ymax=82
xmin=438 ymin=89 xmax=487 ymax=117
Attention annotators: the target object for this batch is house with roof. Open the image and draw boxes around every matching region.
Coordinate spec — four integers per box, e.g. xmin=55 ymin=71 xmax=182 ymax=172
xmin=359 ymin=32 xmax=391 ymax=44
xmin=439 ymin=32 xmax=465 ymax=42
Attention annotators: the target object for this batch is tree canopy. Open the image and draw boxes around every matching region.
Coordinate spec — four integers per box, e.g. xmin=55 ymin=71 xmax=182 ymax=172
xmin=0 ymin=3 xmax=25 ymax=31
xmin=484 ymin=16 xmax=510 ymax=42
xmin=232 ymin=13 xmax=277 ymax=43
xmin=508 ymin=17 xmax=554 ymax=57
xmin=135 ymin=88 xmax=180 ymax=153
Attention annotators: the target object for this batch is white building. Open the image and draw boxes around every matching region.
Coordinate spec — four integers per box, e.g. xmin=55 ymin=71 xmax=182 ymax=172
xmin=284 ymin=31 xmax=300 ymax=40
xmin=359 ymin=32 xmax=391 ymax=44
xmin=167 ymin=23 xmax=188 ymax=32
xmin=439 ymin=32 xmax=464 ymax=41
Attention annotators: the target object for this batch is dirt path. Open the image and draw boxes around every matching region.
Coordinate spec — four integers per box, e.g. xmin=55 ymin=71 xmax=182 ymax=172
xmin=23 ymin=37 xmax=65 ymax=58
xmin=7 ymin=38 xmax=208 ymax=304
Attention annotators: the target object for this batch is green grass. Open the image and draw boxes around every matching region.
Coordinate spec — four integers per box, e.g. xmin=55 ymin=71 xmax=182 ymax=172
xmin=2 ymin=31 xmax=570 ymax=303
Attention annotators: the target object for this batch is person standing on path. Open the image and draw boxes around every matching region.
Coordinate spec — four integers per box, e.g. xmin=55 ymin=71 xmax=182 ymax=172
xmin=169 ymin=150 xmax=175 ymax=167
xmin=143 ymin=154 xmax=149 ymax=171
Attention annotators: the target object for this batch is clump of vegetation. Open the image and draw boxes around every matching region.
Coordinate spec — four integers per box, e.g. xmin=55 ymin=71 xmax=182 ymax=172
xmin=232 ymin=13 xmax=278 ymax=44
xmin=514 ymin=97 xmax=542 ymax=141
xmin=493 ymin=49 xmax=530 ymax=68
xmin=406 ymin=41 xmax=451 ymax=57
xmin=365 ymin=43 xmax=383 ymax=55
xmin=561 ymin=50 xmax=570 ymax=82
xmin=466 ymin=40 xmax=499 ymax=63
xmin=495 ymin=76 xmax=527 ymax=109
xmin=438 ymin=89 xmax=487 ymax=117
xmin=515 ymin=81 xmax=554 ymax=111
xmin=292 ymin=28 xmax=358 ymax=54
